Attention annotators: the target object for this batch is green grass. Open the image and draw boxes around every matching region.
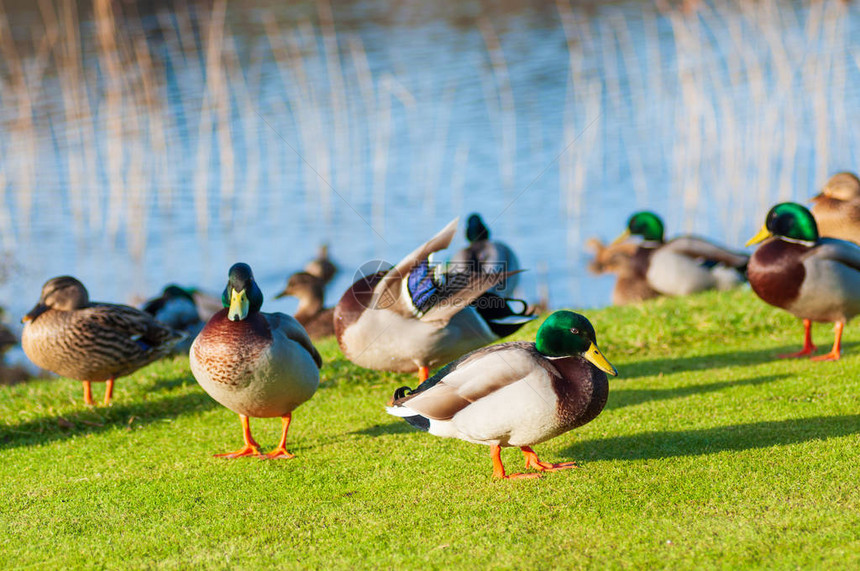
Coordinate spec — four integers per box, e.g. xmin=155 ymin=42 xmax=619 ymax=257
xmin=1 ymin=288 xmax=859 ymax=569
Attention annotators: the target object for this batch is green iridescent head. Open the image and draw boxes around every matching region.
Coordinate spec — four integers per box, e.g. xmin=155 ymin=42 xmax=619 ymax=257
xmin=221 ymin=263 xmax=264 ymax=321
xmin=746 ymin=202 xmax=819 ymax=246
xmin=535 ymin=311 xmax=617 ymax=376
xmin=626 ymin=211 xmax=665 ymax=242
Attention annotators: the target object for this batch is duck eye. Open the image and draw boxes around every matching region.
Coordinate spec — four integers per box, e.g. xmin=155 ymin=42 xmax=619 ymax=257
xmin=570 ymin=328 xmax=580 ymax=335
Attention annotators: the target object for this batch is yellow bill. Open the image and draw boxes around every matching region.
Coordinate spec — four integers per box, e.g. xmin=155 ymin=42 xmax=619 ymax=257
xmin=610 ymin=229 xmax=631 ymax=246
xmin=584 ymin=342 xmax=618 ymax=376
xmin=745 ymin=225 xmax=772 ymax=247
xmin=228 ymin=288 xmax=249 ymax=321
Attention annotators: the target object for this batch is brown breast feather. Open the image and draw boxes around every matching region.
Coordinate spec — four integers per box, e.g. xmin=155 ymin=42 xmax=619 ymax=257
xmin=194 ymin=310 xmax=272 ymax=387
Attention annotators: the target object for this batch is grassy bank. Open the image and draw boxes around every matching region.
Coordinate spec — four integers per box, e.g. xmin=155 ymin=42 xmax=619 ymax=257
xmin=1 ymin=288 xmax=858 ymax=569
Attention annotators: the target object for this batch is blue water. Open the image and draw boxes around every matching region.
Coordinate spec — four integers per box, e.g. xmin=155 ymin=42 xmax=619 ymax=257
xmin=0 ymin=0 xmax=858 ymax=326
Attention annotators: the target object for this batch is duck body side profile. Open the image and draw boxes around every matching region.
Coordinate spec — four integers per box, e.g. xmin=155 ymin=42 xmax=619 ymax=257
xmin=586 ymin=238 xmax=659 ymax=305
xmin=22 ymin=276 xmax=185 ymax=405
xmin=190 ymin=263 xmax=321 ymax=458
xmin=746 ymin=202 xmax=860 ymax=360
xmin=142 ymin=284 xmax=205 ymax=354
xmin=613 ymin=212 xmax=748 ymax=297
xmin=334 ymin=218 xmax=534 ymax=380
xmin=810 ymin=172 xmax=860 ymax=244
xmin=386 ymin=311 xmax=616 ymax=479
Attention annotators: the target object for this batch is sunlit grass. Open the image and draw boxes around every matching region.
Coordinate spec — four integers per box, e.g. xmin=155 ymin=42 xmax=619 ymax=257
xmin=1 ymin=288 xmax=858 ymax=568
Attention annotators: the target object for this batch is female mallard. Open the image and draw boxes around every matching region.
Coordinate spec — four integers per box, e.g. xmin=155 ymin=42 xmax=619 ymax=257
xmin=304 ymin=244 xmax=338 ymax=285
xmin=386 ymin=311 xmax=617 ymax=479
xmin=21 ymin=276 xmax=185 ymax=405
xmin=809 ymin=171 xmax=860 ymax=244
xmin=746 ymin=202 xmax=860 ymax=361
xmin=448 ymin=213 xmax=520 ymax=296
xmin=334 ymin=219 xmax=534 ymax=382
xmin=586 ymin=237 xmax=659 ymax=305
xmin=611 ymin=211 xmax=748 ymax=297
xmin=274 ymin=271 xmax=335 ymax=340
xmin=190 ymin=263 xmax=321 ymax=459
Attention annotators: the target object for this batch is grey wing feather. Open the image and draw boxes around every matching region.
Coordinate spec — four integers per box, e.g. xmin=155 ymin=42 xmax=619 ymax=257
xmin=808 ymin=239 xmax=860 ymax=271
xmin=664 ymin=236 xmax=749 ymax=267
xmin=266 ymin=312 xmax=323 ymax=368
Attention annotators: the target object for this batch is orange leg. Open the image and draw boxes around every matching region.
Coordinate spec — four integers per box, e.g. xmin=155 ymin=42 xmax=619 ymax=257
xmin=778 ymin=319 xmax=817 ymax=358
xmin=811 ymin=322 xmax=844 ymax=362
xmin=418 ymin=366 xmax=429 ymax=382
xmin=490 ymin=445 xmax=540 ymax=480
xmin=265 ymin=414 xmax=296 ymax=459
xmin=103 ymin=377 xmax=115 ymax=406
xmin=82 ymin=381 xmax=94 ymax=406
xmin=521 ymin=446 xmax=579 ymax=472
xmin=215 ymin=415 xmax=262 ymax=458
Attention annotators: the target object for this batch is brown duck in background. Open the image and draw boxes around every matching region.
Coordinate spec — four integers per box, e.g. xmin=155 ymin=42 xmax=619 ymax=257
xmin=586 ymin=238 xmax=660 ymax=305
xmin=304 ymin=244 xmax=338 ymax=285
xmin=810 ymin=171 xmax=860 ymax=244
xmin=21 ymin=276 xmax=185 ymax=405
xmin=274 ymin=271 xmax=335 ymax=340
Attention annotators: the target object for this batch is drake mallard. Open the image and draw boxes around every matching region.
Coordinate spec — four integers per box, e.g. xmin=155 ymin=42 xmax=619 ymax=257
xmin=21 ymin=276 xmax=185 ymax=405
xmin=386 ymin=311 xmax=617 ymax=479
xmin=334 ymin=219 xmax=534 ymax=382
xmin=190 ymin=263 xmax=322 ymax=459
xmin=611 ymin=211 xmax=748 ymax=297
xmin=304 ymin=244 xmax=337 ymax=285
xmin=809 ymin=171 xmax=860 ymax=244
xmin=274 ymin=271 xmax=335 ymax=340
xmin=746 ymin=202 xmax=860 ymax=361
xmin=586 ymin=237 xmax=660 ymax=305
xmin=141 ymin=284 xmax=205 ymax=354
xmin=448 ymin=213 xmax=520 ymax=296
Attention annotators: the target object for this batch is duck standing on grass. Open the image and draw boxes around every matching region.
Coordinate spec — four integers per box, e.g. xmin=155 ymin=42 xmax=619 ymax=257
xmin=21 ymin=276 xmax=185 ymax=406
xmin=746 ymin=202 xmax=860 ymax=361
xmin=387 ymin=311 xmax=616 ymax=480
xmin=190 ymin=263 xmax=321 ymax=459
xmin=334 ymin=218 xmax=534 ymax=383
xmin=274 ymin=271 xmax=335 ymax=340
xmin=611 ymin=211 xmax=749 ymax=297
xmin=809 ymin=172 xmax=860 ymax=244
xmin=448 ymin=213 xmax=520 ymax=296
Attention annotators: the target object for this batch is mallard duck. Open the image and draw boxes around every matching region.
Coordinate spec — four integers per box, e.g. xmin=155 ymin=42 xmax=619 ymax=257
xmin=448 ymin=213 xmax=520 ymax=296
xmin=586 ymin=237 xmax=660 ymax=305
xmin=21 ymin=276 xmax=185 ymax=405
xmin=141 ymin=284 xmax=204 ymax=354
xmin=386 ymin=311 xmax=616 ymax=479
xmin=746 ymin=202 xmax=860 ymax=361
xmin=304 ymin=244 xmax=337 ymax=285
xmin=809 ymin=171 xmax=860 ymax=244
xmin=334 ymin=219 xmax=535 ymax=382
xmin=274 ymin=271 xmax=335 ymax=340
xmin=190 ymin=263 xmax=322 ymax=459
xmin=611 ymin=211 xmax=748 ymax=297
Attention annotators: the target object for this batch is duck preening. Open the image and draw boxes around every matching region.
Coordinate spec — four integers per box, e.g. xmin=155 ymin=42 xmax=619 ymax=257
xmin=334 ymin=218 xmax=535 ymax=382
xmin=190 ymin=263 xmax=322 ymax=459
xmin=386 ymin=311 xmax=617 ymax=479
xmin=21 ymin=276 xmax=186 ymax=405
xmin=746 ymin=202 xmax=860 ymax=361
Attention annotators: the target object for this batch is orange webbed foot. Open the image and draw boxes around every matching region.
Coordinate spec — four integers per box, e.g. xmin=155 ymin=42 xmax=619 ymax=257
xmin=811 ymin=351 xmax=840 ymax=362
xmin=522 ymin=447 xmax=579 ymax=472
xmin=777 ymin=347 xmax=818 ymax=359
xmin=263 ymin=446 xmax=295 ymax=460
xmin=214 ymin=442 xmax=262 ymax=458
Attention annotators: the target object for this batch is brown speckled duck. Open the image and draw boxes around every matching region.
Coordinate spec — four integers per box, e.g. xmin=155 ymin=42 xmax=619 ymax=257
xmin=810 ymin=172 xmax=860 ymax=244
xmin=190 ymin=263 xmax=321 ymax=459
xmin=746 ymin=202 xmax=860 ymax=361
xmin=274 ymin=271 xmax=335 ymax=340
xmin=387 ymin=311 xmax=617 ymax=479
xmin=21 ymin=276 xmax=185 ymax=405
xmin=586 ymin=237 xmax=659 ymax=305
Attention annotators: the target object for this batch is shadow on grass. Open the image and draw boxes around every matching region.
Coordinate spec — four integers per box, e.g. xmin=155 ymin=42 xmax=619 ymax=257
xmin=618 ymin=341 xmax=860 ymax=379
xmin=608 ymin=373 xmax=788 ymax=410
xmin=563 ymin=414 xmax=860 ymax=462
xmin=0 ymin=372 xmax=217 ymax=451
xmin=350 ymin=421 xmax=416 ymax=437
